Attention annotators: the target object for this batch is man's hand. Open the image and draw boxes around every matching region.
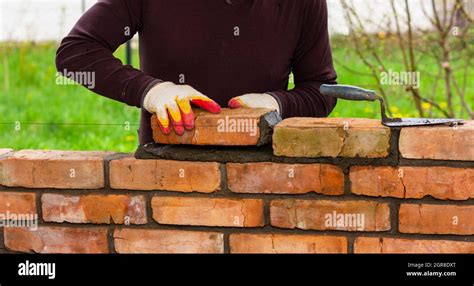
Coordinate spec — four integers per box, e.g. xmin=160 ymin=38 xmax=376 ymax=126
xmin=228 ymin=93 xmax=280 ymax=114
xmin=143 ymin=82 xmax=221 ymax=135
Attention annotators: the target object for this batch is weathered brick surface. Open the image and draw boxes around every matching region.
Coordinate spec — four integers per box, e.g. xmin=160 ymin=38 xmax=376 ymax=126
xmin=270 ymin=199 xmax=390 ymax=231
xmin=42 ymin=194 xmax=146 ymax=224
xmin=399 ymin=120 xmax=474 ymax=161
xmin=227 ymin=162 xmax=344 ymax=195
xmin=109 ymin=157 xmax=221 ymax=193
xmin=0 ymin=192 xmax=36 ymax=216
xmin=399 ymin=204 xmax=474 ymax=235
xmin=0 ymin=150 xmax=109 ymax=189
xmin=4 ymin=226 xmax=108 ymax=253
xmin=229 ymin=233 xmax=347 ymax=253
xmin=0 ymin=149 xmax=13 ymax=158
xmin=114 ymin=228 xmax=224 ymax=253
xmin=152 ymin=108 xmax=279 ymax=146
xmin=354 ymin=237 xmax=474 ymax=254
xmin=152 ymin=197 xmax=264 ymax=227
xmin=350 ymin=166 xmax=474 ymax=200
xmin=273 ymin=118 xmax=391 ymax=158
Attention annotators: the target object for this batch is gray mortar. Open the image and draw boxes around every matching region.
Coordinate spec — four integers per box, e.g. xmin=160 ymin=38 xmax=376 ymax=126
xmin=135 ymin=126 xmax=473 ymax=169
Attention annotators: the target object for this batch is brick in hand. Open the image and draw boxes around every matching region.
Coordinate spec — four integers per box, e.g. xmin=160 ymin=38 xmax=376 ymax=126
xmin=152 ymin=108 xmax=281 ymax=146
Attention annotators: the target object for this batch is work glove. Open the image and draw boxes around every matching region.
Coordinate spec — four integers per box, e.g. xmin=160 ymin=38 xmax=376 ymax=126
xmin=228 ymin=93 xmax=281 ymax=114
xmin=143 ymin=82 xmax=221 ymax=135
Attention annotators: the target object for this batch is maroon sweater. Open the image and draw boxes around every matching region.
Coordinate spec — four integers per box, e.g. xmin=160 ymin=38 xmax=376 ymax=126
xmin=56 ymin=0 xmax=337 ymax=145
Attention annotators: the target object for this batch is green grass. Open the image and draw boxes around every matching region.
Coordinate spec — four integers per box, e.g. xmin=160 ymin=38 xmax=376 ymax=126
xmin=1 ymin=39 xmax=472 ymax=152
xmin=1 ymin=42 xmax=142 ymax=151
xmin=328 ymin=35 xmax=474 ymax=119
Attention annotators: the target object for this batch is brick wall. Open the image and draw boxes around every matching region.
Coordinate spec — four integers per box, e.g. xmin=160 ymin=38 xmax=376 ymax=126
xmin=0 ymin=118 xmax=472 ymax=254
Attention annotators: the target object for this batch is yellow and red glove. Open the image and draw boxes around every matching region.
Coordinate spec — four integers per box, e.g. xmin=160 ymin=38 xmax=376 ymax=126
xmin=228 ymin=93 xmax=280 ymax=114
xmin=143 ymin=82 xmax=221 ymax=135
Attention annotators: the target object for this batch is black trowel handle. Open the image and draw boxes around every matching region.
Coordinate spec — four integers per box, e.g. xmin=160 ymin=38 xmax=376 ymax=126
xmin=320 ymin=84 xmax=378 ymax=101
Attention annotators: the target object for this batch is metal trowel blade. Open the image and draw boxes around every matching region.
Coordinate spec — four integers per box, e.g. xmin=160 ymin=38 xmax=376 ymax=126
xmin=382 ymin=118 xmax=464 ymax=127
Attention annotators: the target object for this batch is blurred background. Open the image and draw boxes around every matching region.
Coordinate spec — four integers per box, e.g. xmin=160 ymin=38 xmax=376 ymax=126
xmin=1 ymin=0 xmax=473 ymax=151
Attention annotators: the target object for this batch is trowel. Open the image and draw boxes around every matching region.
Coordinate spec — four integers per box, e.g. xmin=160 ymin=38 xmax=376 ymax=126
xmin=320 ymin=84 xmax=464 ymax=127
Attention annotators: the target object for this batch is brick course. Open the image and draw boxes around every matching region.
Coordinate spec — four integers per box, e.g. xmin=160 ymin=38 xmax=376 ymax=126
xmin=1 ymin=118 xmax=472 ymax=253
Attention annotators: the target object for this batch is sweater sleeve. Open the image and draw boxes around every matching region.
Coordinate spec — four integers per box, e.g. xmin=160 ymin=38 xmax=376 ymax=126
xmin=267 ymin=0 xmax=337 ymax=119
xmin=55 ymin=0 xmax=160 ymax=108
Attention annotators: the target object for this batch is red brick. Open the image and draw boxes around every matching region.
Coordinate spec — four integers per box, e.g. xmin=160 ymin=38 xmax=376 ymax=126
xmin=270 ymin=199 xmax=390 ymax=231
xmin=152 ymin=197 xmax=264 ymax=227
xmin=399 ymin=120 xmax=474 ymax=161
xmin=399 ymin=204 xmax=474 ymax=235
xmin=0 ymin=192 xmax=36 ymax=216
xmin=0 ymin=150 xmax=110 ymax=189
xmin=227 ymin=163 xmax=344 ymax=195
xmin=109 ymin=157 xmax=221 ymax=193
xmin=350 ymin=166 xmax=474 ymax=200
xmin=4 ymin=226 xmax=108 ymax=253
xmin=273 ymin=118 xmax=391 ymax=158
xmin=229 ymin=233 xmax=347 ymax=253
xmin=114 ymin=228 xmax=224 ymax=253
xmin=152 ymin=108 xmax=279 ymax=146
xmin=41 ymin=193 xmax=146 ymax=224
xmin=354 ymin=237 xmax=474 ymax=254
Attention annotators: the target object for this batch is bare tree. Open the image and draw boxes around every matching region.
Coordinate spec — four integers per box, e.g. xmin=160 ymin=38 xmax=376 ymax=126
xmin=340 ymin=0 xmax=473 ymax=119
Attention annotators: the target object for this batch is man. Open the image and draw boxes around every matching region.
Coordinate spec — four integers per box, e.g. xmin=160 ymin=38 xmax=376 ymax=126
xmin=56 ymin=0 xmax=337 ymax=145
